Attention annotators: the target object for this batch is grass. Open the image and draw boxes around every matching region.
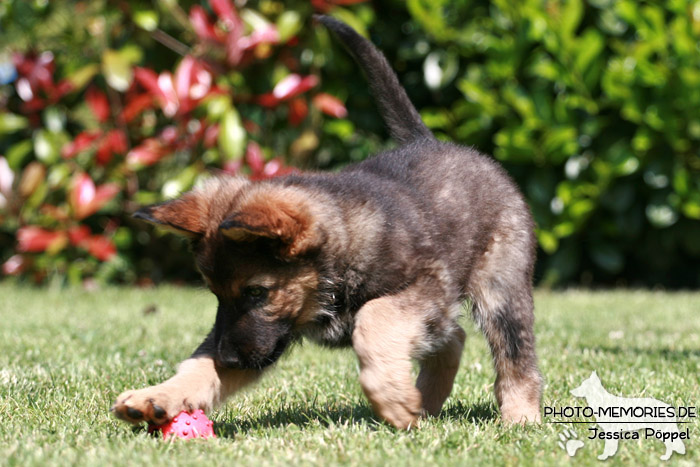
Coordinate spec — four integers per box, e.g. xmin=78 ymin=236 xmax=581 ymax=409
xmin=0 ymin=284 xmax=698 ymax=466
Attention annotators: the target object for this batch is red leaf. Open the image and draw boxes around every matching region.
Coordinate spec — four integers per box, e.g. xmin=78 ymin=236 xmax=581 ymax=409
xmin=174 ymin=56 xmax=213 ymax=114
xmin=312 ymin=93 xmax=348 ymax=118
xmin=33 ymin=52 xmax=55 ymax=89
xmin=203 ymin=124 xmax=220 ymax=148
xmin=175 ymin=56 xmax=196 ymax=107
xmin=159 ymin=126 xmax=179 ymax=146
xmin=106 ymin=129 xmax=128 ymax=154
xmin=69 ymin=174 xmax=119 ymax=218
xmin=127 ymin=138 xmax=168 ymax=168
xmin=156 ymin=71 xmax=179 ymax=117
xmin=17 ymin=226 xmax=66 ymax=253
xmin=222 ymin=159 xmax=242 ymax=175
xmin=272 ymin=74 xmax=319 ymax=101
xmin=16 ymin=77 xmax=34 ymax=101
xmin=86 ymin=86 xmax=111 ymax=123
xmin=95 ymin=138 xmax=113 ymax=166
xmin=239 ymin=25 xmax=280 ymax=50
xmin=13 ymin=53 xmax=33 ymax=75
xmin=68 ymin=225 xmax=91 ymax=246
xmin=84 ymin=235 xmax=117 ymax=261
xmin=93 ymin=183 xmax=120 ymax=211
xmin=248 ymin=157 xmax=296 ymax=181
xmin=256 ymin=92 xmax=281 ymax=108
xmin=136 ymin=58 xmax=213 ymax=117
xmin=245 ymin=141 xmax=265 ymax=172
xmin=262 ymin=158 xmax=284 ymax=177
xmin=2 ymin=254 xmax=27 ymax=275
xmin=225 ymin=28 xmax=245 ymax=66
xmin=311 ymin=0 xmax=332 ymax=12
xmin=13 ymin=52 xmax=57 ymax=107
xmin=288 ymin=97 xmax=308 ymax=126
xmin=121 ymin=93 xmax=153 ymax=123
xmin=189 ymin=5 xmax=221 ymax=42
xmin=62 ymin=131 xmax=102 ymax=159
xmin=12 ymin=51 xmax=71 ymax=107
xmin=134 ymin=67 xmax=161 ymax=94
xmin=209 ymin=0 xmax=244 ymax=65
xmin=134 ymin=67 xmax=177 ymax=116
xmin=243 ymin=119 xmax=261 ymax=134
xmin=0 ymin=156 xmax=15 ymax=200
xmin=21 ymin=97 xmax=47 ymax=113
xmin=70 ymin=173 xmax=96 ymax=219
xmin=52 ymin=79 xmax=73 ymax=99
xmin=273 ymin=74 xmax=300 ymax=100
xmin=251 ymin=158 xmax=294 ymax=180
xmin=189 ymin=63 xmax=213 ymax=101
xmin=210 ymin=0 xmax=238 ymax=24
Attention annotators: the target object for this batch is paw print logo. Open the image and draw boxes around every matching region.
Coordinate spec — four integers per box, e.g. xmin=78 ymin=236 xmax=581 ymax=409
xmin=558 ymin=429 xmax=584 ymax=457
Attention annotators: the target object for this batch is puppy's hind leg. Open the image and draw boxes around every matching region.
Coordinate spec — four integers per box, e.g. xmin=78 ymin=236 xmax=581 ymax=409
xmin=470 ymin=229 xmax=543 ymax=423
xmin=472 ymin=285 xmax=542 ymax=423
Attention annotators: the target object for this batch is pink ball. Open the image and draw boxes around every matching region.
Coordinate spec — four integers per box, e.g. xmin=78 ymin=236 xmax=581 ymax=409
xmin=148 ymin=409 xmax=216 ymax=440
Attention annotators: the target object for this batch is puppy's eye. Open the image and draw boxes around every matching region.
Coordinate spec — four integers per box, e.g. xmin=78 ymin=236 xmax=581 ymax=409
xmin=243 ymin=286 xmax=268 ymax=300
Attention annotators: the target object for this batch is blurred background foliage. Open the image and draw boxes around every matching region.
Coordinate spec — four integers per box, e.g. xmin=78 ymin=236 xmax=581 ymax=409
xmin=0 ymin=0 xmax=699 ymax=288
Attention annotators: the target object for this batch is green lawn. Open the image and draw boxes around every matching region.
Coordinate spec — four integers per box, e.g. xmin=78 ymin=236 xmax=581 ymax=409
xmin=0 ymin=284 xmax=698 ymax=466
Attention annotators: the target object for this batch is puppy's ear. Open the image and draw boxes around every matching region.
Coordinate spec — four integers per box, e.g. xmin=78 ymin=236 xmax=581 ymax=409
xmin=219 ymin=188 xmax=321 ymax=257
xmin=134 ymin=176 xmax=251 ymax=238
xmin=133 ymin=192 xmax=207 ymax=238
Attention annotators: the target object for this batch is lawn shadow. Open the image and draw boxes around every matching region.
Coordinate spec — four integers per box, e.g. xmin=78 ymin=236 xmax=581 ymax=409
xmin=594 ymin=345 xmax=700 ymax=359
xmin=215 ymin=400 xmax=499 ymax=438
xmin=438 ymin=400 xmax=499 ymax=424
xmin=215 ymin=403 xmax=376 ymax=438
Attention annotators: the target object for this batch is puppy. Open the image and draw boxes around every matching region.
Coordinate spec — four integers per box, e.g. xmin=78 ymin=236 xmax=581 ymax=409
xmin=112 ymin=16 xmax=542 ymax=429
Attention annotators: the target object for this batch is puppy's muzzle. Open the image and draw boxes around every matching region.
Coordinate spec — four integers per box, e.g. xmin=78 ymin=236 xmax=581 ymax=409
xmin=215 ymin=340 xmax=245 ymax=368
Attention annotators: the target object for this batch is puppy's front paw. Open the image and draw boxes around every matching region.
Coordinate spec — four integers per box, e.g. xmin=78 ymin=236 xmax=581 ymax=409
xmin=111 ymin=385 xmax=190 ymax=425
xmin=377 ymin=392 xmax=422 ymax=430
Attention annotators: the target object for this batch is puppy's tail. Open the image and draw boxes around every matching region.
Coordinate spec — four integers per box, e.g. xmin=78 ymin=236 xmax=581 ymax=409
xmin=315 ymin=15 xmax=434 ymax=145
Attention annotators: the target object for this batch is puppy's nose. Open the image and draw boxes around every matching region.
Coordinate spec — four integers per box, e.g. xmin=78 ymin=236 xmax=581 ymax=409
xmin=215 ymin=349 xmax=241 ymax=369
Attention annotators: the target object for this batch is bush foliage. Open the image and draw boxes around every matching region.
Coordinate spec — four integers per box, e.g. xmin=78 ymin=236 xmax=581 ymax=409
xmin=1 ymin=0 xmax=699 ymax=287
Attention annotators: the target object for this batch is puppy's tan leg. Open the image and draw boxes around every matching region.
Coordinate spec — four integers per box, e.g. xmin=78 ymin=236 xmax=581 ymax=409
xmin=352 ymin=295 xmax=425 ymax=430
xmin=416 ymin=326 xmax=465 ymax=416
xmin=112 ymin=357 xmax=261 ymax=424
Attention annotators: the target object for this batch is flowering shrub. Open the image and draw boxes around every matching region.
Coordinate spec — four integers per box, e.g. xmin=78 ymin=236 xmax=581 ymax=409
xmin=0 ymin=0 xmax=368 ymax=284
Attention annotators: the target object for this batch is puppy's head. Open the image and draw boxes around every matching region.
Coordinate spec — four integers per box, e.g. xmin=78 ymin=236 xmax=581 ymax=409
xmin=135 ymin=177 xmax=324 ymax=369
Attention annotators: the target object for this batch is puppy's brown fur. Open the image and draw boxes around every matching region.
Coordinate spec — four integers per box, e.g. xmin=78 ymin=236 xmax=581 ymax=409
xmin=112 ymin=16 xmax=542 ymax=429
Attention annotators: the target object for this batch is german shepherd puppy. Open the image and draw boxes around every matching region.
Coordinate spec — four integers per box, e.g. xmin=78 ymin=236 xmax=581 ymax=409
xmin=112 ymin=16 xmax=542 ymax=429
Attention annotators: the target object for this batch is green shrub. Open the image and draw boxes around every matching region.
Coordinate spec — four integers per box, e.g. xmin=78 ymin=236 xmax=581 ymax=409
xmin=401 ymin=0 xmax=700 ymax=287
